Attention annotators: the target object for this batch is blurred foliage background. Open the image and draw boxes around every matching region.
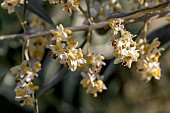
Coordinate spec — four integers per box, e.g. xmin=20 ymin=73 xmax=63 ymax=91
xmin=0 ymin=0 xmax=170 ymax=113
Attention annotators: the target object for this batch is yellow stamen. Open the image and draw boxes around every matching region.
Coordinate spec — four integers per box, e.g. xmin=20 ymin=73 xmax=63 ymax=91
xmin=34 ymin=62 xmax=41 ymax=69
xmin=77 ymin=52 xmax=83 ymax=59
xmin=65 ymin=29 xmax=72 ymax=34
xmin=68 ymin=53 xmax=76 ymax=60
xmin=15 ymin=89 xmax=23 ymax=96
xmin=143 ymin=63 xmax=148 ymax=69
xmin=53 ymin=31 xmax=60 ymax=37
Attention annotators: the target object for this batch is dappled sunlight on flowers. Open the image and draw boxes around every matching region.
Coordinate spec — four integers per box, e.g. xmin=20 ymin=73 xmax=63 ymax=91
xmin=112 ymin=31 xmax=139 ymax=68
xmin=10 ymin=61 xmax=41 ymax=106
xmin=81 ymin=54 xmax=107 ymax=97
xmin=137 ymin=38 xmax=163 ymax=82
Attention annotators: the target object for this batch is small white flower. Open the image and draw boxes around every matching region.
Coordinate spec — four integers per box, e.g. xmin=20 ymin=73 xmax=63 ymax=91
xmin=87 ymin=54 xmax=106 ymax=73
xmin=49 ymin=24 xmax=86 ymax=72
xmin=1 ymin=0 xmax=21 ymax=14
xmin=112 ymin=31 xmax=139 ymax=68
xmin=14 ymin=84 xmax=34 ymax=106
xmin=109 ymin=18 xmax=124 ymax=35
xmin=80 ymin=53 xmax=106 ymax=97
xmin=137 ymin=38 xmax=163 ymax=82
xmin=10 ymin=60 xmax=41 ymax=106
xmin=67 ymin=48 xmax=86 ymax=71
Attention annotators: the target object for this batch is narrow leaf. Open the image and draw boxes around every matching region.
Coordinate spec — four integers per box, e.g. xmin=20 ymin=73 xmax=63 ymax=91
xmin=38 ymin=67 xmax=68 ymax=97
xmin=23 ymin=0 xmax=27 ymax=19
xmin=107 ymin=1 xmax=170 ymax=20
xmin=26 ymin=0 xmax=55 ymax=27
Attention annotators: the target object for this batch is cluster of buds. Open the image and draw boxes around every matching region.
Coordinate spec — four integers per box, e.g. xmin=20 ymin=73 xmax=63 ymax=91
xmin=109 ymin=19 xmax=139 ymax=68
xmin=29 ymin=16 xmax=47 ymax=61
xmin=81 ymin=54 xmax=107 ymax=97
xmin=48 ymin=0 xmax=80 ymax=16
xmin=49 ymin=24 xmax=86 ymax=72
xmin=10 ymin=61 xmax=41 ymax=106
xmin=90 ymin=0 xmax=122 ymax=21
xmin=1 ymin=0 xmax=24 ymax=14
xmin=137 ymin=38 xmax=163 ymax=82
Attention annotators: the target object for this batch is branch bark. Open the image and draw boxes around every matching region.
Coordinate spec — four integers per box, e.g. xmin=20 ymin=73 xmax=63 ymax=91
xmin=0 ymin=22 xmax=108 ymax=40
xmin=0 ymin=1 xmax=169 ymax=40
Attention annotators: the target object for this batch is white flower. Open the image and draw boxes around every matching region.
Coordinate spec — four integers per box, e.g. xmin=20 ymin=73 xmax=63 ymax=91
xmin=63 ymin=0 xmax=80 ymax=15
xmin=87 ymin=54 xmax=106 ymax=73
xmin=49 ymin=24 xmax=86 ymax=72
xmin=80 ymin=69 xmax=107 ymax=97
xmin=1 ymin=0 xmax=21 ymax=14
xmin=112 ymin=31 xmax=139 ymax=68
xmin=67 ymin=0 xmax=80 ymax=10
xmin=10 ymin=61 xmax=41 ymax=106
xmin=136 ymin=38 xmax=163 ymax=82
xmin=51 ymin=24 xmax=72 ymax=41
xmin=15 ymin=84 xmax=34 ymax=106
xmin=109 ymin=18 xmax=124 ymax=35
xmin=67 ymin=48 xmax=86 ymax=71
xmin=137 ymin=59 xmax=161 ymax=82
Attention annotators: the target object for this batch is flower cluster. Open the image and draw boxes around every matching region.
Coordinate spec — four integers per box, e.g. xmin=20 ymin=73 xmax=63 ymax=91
xmin=49 ymin=24 xmax=86 ymax=71
xmin=136 ymin=38 xmax=163 ymax=82
xmin=81 ymin=54 xmax=107 ymax=97
xmin=10 ymin=61 xmax=41 ymax=106
xmin=109 ymin=19 xmax=139 ymax=68
xmin=1 ymin=0 xmax=24 ymax=14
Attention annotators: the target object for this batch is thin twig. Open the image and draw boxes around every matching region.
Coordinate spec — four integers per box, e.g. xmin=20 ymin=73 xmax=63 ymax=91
xmin=86 ymin=30 xmax=92 ymax=54
xmin=85 ymin=0 xmax=93 ymax=22
xmin=0 ymin=5 xmax=169 ymax=40
xmin=34 ymin=93 xmax=39 ymax=113
xmin=14 ymin=7 xmax=29 ymax=31
xmin=79 ymin=6 xmax=89 ymax=20
xmin=107 ymin=1 xmax=169 ymax=19
xmin=0 ymin=21 xmax=108 ymax=40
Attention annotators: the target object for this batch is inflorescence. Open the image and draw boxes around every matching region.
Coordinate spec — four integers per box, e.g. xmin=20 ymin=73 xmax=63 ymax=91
xmin=0 ymin=0 xmax=165 ymax=107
